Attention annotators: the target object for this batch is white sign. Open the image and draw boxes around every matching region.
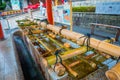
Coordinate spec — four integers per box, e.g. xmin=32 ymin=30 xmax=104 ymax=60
xmin=11 ymin=0 xmax=20 ymax=10
xmin=53 ymin=4 xmax=71 ymax=25
xmin=72 ymin=1 xmax=96 ymax=7
xmin=96 ymin=2 xmax=120 ymax=15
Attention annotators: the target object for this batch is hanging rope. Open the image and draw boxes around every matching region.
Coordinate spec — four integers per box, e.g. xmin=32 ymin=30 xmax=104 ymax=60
xmin=53 ymin=49 xmax=64 ymax=71
xmin=59 ymin=25 xmax=67 ymax=35
xmin=86 ymin=33 xmax=91 ymax=51
xmin=78 ymin=33 xmax=91 ymax=51
xmin=116 ymin=56 xmax=120 ymax=64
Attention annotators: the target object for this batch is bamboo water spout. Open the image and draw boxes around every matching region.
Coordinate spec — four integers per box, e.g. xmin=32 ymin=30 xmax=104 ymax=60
xmin=28 ymin=18 xmax=120 ymax=58
xmin=46 ymin=46 xmax=87 ymax=65
xmin=43 ymin=24 xmax=120 ymax=57
xmin=18 ymin=19 xmax=120 ymax=79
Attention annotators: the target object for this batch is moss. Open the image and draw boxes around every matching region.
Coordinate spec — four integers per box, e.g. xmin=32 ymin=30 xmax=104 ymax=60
xmin=65 ymin=58 xmax=97 ymax=79
xmin=18 ymin=23 xmax=31 ymax=27
xmin=72 ymin=6 xmax=95 ymax=12
xmin=16 ymin=19 xmax=30 ymax=23
xmin=89 ymin=54 xmax=107 ymax=67
xmin=30 ymin=22 xmax=37 ymax=25
xmin=17 ymin=20 xmax=38 ymax=28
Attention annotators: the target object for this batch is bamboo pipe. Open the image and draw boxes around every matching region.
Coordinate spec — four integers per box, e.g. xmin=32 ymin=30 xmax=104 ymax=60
xmin=98 ymin=41 xmax=120 ymax=57
xmin=69 ymin=61 xmax=81 ymax=67
xmin=45 ymin=34 xmax=70 ymax=50
xmin=46 ymin=25 xmax=101 ymax=48
xmin=34 ymin=36 xmax=51 ymax=52
xmin=47 ymin=25 xmax=84 ymax=40
xmin=30 ymin=20 xmax=120 ymax=57
xmin=106 ymin=62 xmax=120 ymax=80
xmin=47 ymin=24 xmax=61 ymax=34
xmin=46 ymin=46 xmax=87 ymax=65
xmin=45 ymin=24 xmax=120 ymax=57
xmin=63 ymin=62 xmax=78 ymax=77
xmin=41 ymin=22 xmax=47 ymax=28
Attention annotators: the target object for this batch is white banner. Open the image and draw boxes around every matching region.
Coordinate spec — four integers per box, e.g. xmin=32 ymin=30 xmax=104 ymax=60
xmin=11 ymin=0 xmax=20 ymax=10
xmin=96 ymin=2 xmax=120 ymax=15
xmin=53 ymin=4 xmax=70 ymax=25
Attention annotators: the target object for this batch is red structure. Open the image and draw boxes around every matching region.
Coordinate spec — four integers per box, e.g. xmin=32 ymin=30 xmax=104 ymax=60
xmin=24 ymin=3 xmax=40 ymax=12
xmin=0 ymin=22 xmax=4 ymax=39
xmin=46 ymin=0 xmax=54 ymax=25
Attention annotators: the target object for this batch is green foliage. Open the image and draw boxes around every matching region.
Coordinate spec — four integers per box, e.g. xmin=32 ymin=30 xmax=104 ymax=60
xmin=72 ymin=6 xmax=95 ymax=12
xmin=0 ymin=3 xmax=6 ymax=10
xmin=17 ymin=20 xmax=37 ymax=27
xmin=16 ymin=19 xmax=30 ymax=23
xmin=4 ymin=0 xmax=10 ymax=2
xmin=18 ymin=23 xmax=31 ymax=27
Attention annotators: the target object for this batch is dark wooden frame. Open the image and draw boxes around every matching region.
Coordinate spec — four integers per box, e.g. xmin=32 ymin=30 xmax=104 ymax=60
xmin=90 ymin=23 xmax=120 ymax=41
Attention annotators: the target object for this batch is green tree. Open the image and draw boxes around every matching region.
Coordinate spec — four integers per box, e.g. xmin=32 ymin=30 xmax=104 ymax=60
xmin=0 ymin=0 xmax=2 ymax=5
xmin=4 ymin=0 xmax=10 ymax=2
xmin=0 ymin=0 xmax=6 ymax=10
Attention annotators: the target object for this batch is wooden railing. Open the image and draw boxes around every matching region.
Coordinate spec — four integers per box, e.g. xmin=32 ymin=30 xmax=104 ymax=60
xmin=90 ymin=23 xmax=120 ymax=41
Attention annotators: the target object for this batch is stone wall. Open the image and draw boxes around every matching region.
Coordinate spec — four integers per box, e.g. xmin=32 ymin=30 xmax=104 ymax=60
xmin=72 ymin=12 xmax=120 ymax=33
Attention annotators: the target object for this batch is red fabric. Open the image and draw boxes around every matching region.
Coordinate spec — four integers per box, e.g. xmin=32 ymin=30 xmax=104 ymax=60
xmin=28 ymin=4 xmax=38 ymax=9
xmin=24 ymin=3 xmax=40 ymax=12
xmin=36 ymin=3 xmax=40 ymax=6
xmin=61 ymin=0 xmax=64 ymax=4
xmin=42 ymin=2 xmax=46 ymax=8
xmin=0 ymin=22 xmax=4 ymax=39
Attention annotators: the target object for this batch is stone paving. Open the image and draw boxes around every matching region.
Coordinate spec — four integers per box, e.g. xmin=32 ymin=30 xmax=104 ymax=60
xmin=0 ymin=35 xmax=24 ymax=80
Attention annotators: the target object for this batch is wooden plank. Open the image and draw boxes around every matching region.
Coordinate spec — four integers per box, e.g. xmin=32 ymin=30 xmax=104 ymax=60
xmin=90 ymin=23 xmax=120 ymax=29
xmin=91 ymin=25 xmax=95 ymax=35
xmin=90 ymin=23 xmax=120 ymax=41
xmin=115 ymin=29 xmax=120 ymax=41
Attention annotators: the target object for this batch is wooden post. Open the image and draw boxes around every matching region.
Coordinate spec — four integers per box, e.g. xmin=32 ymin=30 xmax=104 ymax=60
xmin=69 ymin=0 xmax=73 ymax=31
xmin=115 ymin=29 xmax=120 ymax=41
xmin=46 ymin=0 xmax=54 ymax=25
xmin=55 ymin=0 xmax=58 ymax=6
xmin=91 ymin=24 xmax=95 ymax=35
xmin=28 ymin=9 xmax=33 ymax=19
xmin=0 ymin=22 xmax=4 ymax=39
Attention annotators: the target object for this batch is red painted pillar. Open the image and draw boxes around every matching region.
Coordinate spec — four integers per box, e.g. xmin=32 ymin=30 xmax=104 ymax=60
xmin=46 ymin=0 xmax=54 ymax=25
xmin=0 ymin=22 xmax=4 ymax=39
